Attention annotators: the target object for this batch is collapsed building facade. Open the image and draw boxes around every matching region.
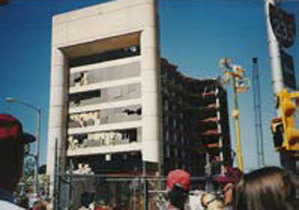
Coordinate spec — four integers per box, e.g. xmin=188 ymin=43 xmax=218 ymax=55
xmin=160 ymin=59 xmax=232 ymax=176
xmin=47 ymin=0 xmax=232 ymax=193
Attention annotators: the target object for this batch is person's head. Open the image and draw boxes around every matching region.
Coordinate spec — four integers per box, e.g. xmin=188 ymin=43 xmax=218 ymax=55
xmin=201 ymin=193 xmax=224 ymax=210
xmin=167 ymin=169 xmax=191 ymax=209
xmin=0 ymin=114 xmax=35 ymax=192
xmin=216 ymin=166 xmax=243 ymax=205
xmin=233 ymin=166 xmax=298 ymax=210
xmin=33 ymin=200 xmax=48 ymax=210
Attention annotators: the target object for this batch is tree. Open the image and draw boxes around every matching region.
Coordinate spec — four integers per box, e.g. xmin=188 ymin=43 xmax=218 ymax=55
xmin=24 ymin=156 xmax=36 ymax=178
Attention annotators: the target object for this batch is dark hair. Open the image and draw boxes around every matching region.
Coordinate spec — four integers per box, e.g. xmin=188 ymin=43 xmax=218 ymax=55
xmin=81 ymin=192 xmax=94 ymax=208
xmin=15 ymin=195 xmax=29 ymax=209
xmin=233 ymin=166 xmax=298 ymax=210
xmin=32 ymin=200 xmax=48 ymax=210
xmin=168 ymin=185 xmax=189 ymax=210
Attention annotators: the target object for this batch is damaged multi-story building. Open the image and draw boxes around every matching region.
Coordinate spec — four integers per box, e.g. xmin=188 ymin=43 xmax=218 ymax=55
xmin=47 ymin=0 xmax=232 ymax=192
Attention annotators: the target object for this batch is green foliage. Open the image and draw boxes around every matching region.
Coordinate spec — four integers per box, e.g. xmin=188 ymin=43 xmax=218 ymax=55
xmin=24 ymin=156 xmax=35 ymax=178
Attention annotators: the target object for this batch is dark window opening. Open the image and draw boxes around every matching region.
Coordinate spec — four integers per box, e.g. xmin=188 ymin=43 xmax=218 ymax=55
xmin=69 ymin=89 xmax=101 ymax=106
xmin=69 ymin=45 xmax=140 ymax=67
xmin=122 ymin=107 xmax=142 ymax=115
xmin=73 ymin=134 xmax=88 ymax=144
xmin=119 ymin=129 xmax=137 ymax=143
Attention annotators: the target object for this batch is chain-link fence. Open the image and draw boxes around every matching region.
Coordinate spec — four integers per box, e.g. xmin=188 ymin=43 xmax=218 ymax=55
xmin=54 ymin=173 xmax=207 ymax=210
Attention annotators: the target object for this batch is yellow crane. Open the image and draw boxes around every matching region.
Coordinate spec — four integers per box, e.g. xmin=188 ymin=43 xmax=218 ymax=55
xmin=220 ymin=57 xmax=249 ymax=172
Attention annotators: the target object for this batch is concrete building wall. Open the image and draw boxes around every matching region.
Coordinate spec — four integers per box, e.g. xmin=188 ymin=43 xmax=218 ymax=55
xmin=52 ymin=0 xmax=158 ymax=48
xmin=47 ymin=0 xmax=161 ymax=186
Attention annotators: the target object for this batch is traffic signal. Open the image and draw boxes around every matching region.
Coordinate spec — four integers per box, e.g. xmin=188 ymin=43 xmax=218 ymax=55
xmin=0 ymin=0 xmax=9 ymax=6
xmin=271 ymin=117 xmax=284 ymax=150
xmin=279 ymin=89 xmax=299 ymax=151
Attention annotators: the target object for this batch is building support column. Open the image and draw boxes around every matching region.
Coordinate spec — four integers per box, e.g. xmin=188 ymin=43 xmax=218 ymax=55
xmin=47 ymin=48 xmax=68 ymax=195
xmin=140 ymin=0 xmax=162 ymax=175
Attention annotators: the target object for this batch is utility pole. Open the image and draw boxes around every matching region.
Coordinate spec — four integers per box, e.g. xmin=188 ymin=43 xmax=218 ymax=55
xmin=265 ymin=0 xmax=298 ymax=172
xmin=265 ymin=0 xmax=284 ymax=115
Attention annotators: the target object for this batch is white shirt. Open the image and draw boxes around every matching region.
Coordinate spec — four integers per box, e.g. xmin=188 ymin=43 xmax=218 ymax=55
xmin=189 ymin=190 xmax=205 ymax=210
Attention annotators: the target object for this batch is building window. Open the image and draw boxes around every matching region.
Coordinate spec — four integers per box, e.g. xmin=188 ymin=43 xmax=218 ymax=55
xmin=164 ymin=87 xmax=169 ymax=95
xmin=69 ymin=89 xmax=101 ymax=106
xmin=173 ymin=133 xmax=177 ymax=143
xmin=180 ymin=123 xmax=184 ymax=131
xmin=72 ymin=71 xmax=88 ymax=87
xmin=69 ymin=45 xmax=140 ymax=67
xmin=68 ymin=110 xmax=101 ymax=128
xmin=174 ymin=148 xmax=178 ymax=157
xmin=182 ymin=150 xmax=185 ymax=158
xmin=173 ymin=104 xmax=177 ymax=111
xmin=164 ymin=100 xmax=169 ymax=111
xmin=173 ymin=119 xmax=177 ymax=129
xmin=109 ymin=86 xmax=123 ymax=99
xmin=165 ymin=131 xmax=169 ymax=142
xmin=166 ymin=146 xmax=170 ymax=158
xmin=164 ymin=116 xmax=169 ymax=126
xmin=121 ymin=129 xmax=137 ymax=142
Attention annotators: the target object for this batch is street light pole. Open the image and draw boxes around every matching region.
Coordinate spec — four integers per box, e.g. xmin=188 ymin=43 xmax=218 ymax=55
xmin=5 ymin=97 xmax=41 ymax=195
xmin=35 ymin=107 xmax=41 ymax=195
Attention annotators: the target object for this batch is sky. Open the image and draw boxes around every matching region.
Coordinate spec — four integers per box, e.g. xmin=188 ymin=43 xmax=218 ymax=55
xmin=0 ymin=0 xmax=298 ymax=172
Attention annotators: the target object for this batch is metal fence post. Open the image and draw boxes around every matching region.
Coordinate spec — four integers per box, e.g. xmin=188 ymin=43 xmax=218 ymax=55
xmin=53 ymin=138 xmax=59 ymax=210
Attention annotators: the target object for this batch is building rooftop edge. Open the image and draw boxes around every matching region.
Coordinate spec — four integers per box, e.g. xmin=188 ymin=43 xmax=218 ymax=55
xmin=161 ymin=57 xmax=222 ymax=84
xmin=52 ymin=0 xmax=154 ymax=23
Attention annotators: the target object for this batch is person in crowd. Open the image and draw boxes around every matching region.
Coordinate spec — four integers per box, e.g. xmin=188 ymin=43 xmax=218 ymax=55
xmin=167 ymin=169 xmax=191 ymax=210
xmin=15 ymin=195 xmax=29 ymax=209
xmin=200 ymin=192 xmax=224 ymax=210
xmin=78 ymin=192 xmax=95 ymax=210
xmin=0 ymin=114 xmax=35 ymax=210
xmin=32 ymin=200 xmax=48 ymax=210
xmin=188 ymin=190 xmax=206 ymax=210
xmin=233 ymin=166 xmax=299 ymax=210
xmin=215 ymin=166 xmax=242 ymax=209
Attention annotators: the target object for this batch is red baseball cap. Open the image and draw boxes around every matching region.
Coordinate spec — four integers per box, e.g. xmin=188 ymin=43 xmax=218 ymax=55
xmin=216 ymin=166 xmax=243 ymax=184
xmin=167 ymin=169 xmax=191 ymax=190
xmin=0 ymin=114 xmax=35 ymax=144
